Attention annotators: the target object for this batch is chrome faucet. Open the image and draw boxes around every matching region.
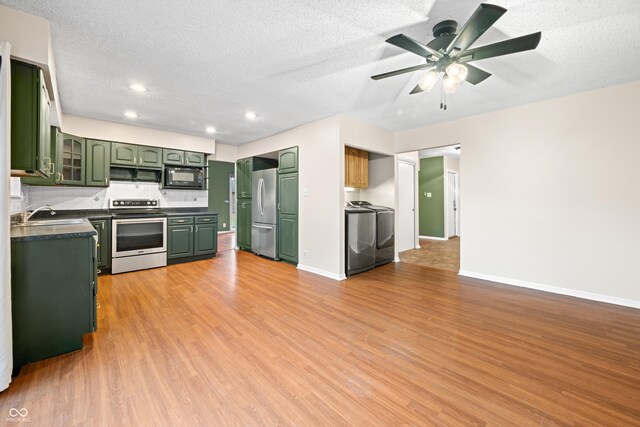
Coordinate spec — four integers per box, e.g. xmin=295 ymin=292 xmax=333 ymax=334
xmin=21 ymin=204 xmax=56 ymax=223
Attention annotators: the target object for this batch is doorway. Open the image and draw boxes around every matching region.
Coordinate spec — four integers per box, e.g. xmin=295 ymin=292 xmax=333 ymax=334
xmin=208 ymin=160 xmax=236 ymax=251
xmin=398 ymin=161 xmax=416 ymax=252
xmin=397 ymin=145 xmax=461 ymax=272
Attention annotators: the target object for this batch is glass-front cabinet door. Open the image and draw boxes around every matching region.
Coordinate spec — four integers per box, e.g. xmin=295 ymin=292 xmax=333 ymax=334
xmin=61 ymin=134 xmax=85 ymax=185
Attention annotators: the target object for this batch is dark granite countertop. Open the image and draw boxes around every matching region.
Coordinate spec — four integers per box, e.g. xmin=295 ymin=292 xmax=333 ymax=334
xmin=11 ymin=218 xmax=98 ymax=243
xmin=30 ymin=209 xmax=112 ymax=221
xmin=165 ymin=211 xmax=218 ymax=217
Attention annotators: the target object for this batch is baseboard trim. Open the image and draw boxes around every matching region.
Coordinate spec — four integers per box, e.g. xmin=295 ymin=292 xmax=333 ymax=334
xmin=297 ymin=264 xmax=346 ymax=281
xmin=458 ymin=270 xmax=640 ymax=310
xmin=419 ymin=235 xmax=448 ymax=241
xmin=394 ymin=257 xmax=400 ymax=263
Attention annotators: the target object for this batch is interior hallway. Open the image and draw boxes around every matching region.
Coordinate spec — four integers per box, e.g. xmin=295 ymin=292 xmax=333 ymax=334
xmin=399 ymin=237 xmax=460 ymax=272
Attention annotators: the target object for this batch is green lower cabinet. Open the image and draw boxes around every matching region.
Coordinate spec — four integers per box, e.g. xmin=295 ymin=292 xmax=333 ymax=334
xmin=168 ymin=215 xmax=218 ymax=260
xmin=194 ymin=223 xmax=218 ymax=255
xmin=168 ymin=225 xmax=194 ymax=259
xmin=11 ymin=235 xmax=96 ymax=370
xmin=89 ymin=219 xmax=111 ymax=270
xmin=278 ymin=215 xmax=298 ymax=263
xmin=237 ymin=200 xmax=252 ymax=251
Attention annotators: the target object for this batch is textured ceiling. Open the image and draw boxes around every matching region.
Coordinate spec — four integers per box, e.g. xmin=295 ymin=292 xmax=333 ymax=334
xmin=2 ymin=0 xmax=640 ymax=145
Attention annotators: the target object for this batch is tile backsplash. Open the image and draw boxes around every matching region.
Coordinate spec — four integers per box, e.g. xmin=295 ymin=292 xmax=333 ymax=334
xmin=24 ymin=181 xmax=208 ymax=210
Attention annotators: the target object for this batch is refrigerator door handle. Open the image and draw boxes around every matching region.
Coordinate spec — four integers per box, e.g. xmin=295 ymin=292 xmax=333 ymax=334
xmin=257 ymin=178 xmax=261 ymax=215
xmin=260 ymin=178 xmax=265 ymax=215
xmin=252 ymin=224 xmax=273 ymax=230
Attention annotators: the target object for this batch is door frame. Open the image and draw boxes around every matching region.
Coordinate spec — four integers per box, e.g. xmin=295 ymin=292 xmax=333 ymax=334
xmin=445 ymin=169 xmax=459 ymax=238
xmin=397 ymin=159 xmax=419 ymax=251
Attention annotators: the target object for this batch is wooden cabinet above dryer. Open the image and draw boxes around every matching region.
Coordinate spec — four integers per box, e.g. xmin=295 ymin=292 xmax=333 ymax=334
xmin=345 ymin=146 xmax=369 ymax=189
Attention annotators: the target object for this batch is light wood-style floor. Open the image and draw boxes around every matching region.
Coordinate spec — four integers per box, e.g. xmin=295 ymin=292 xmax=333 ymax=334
xmin=400 ymin=237 xmax=461 ymax=272
xmin=1 ymin=250 xmax=640 ymax=425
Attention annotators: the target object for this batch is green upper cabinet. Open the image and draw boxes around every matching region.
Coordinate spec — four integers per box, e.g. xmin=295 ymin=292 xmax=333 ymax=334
xmin=86 ymin=140 xmax=110 ymax=187
xmin=60 ymin=134 xmax=85 ymax=186
xmin=185 ymin=151 xmax=205 ymax=167
xmin=163 ymin=149 xmax=184 ymax=165
xmin=278 ymin=147 xmax=298 ymax=174
xmin=11 ymin=60 xmax=51 ymax=177
xmin=163 ymin=149 xmax=205 ymax=167
xmin=111 ymin=142 xmax=137 ymax=166
xmin=112 ymin=142 xmax=161 ymax=169
xmin=22 ymin=127 xmax=59 ymax=186
xmin=138 ymin=146 xmax=162 ymax=169
xmin=236 ymin=158 xmax=252 ymax=199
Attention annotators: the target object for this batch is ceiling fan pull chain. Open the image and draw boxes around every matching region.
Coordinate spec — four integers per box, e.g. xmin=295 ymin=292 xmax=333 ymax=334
xmin=440 ymin=81 xmax=444 ymax=109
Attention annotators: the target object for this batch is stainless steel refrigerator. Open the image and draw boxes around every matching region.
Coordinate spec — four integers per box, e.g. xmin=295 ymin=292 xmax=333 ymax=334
xmin=251 ymin=168 xmax=278 ymax=259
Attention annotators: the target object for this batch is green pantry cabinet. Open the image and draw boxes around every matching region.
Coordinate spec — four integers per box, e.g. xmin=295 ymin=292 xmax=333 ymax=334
xmin=11 ymin=232 xmax=97 ymax=370
xmin=168 ymin=215 xmax=218 ymax=262
xmin=236 ymin=148 xmax=298 ymax=263
xmin=10 ymin=60 xmax=52 ymax=177
xmin=277 ymin=147 xmax=299 ymax=264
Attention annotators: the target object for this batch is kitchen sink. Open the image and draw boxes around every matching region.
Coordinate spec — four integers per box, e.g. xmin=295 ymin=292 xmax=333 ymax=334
xmin=15 ymin=218 xmax=86 ymax=227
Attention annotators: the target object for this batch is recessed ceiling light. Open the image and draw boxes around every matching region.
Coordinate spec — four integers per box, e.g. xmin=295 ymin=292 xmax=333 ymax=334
xmin=124 ymin=111 xmax=138 ymax=119
xmin=205 ymin=126 xmax=216 ymax=134
xmin=129 ymin=83 xmax=146 ymax=92
xmin=245 ymin=111 xmax=257 ymax=120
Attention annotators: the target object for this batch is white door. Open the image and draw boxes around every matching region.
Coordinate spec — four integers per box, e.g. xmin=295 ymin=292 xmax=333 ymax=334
xmin=398 ymin=161 xmax=416 ymax=251
xmin=447 ymin=171 xmax=459 ymax=237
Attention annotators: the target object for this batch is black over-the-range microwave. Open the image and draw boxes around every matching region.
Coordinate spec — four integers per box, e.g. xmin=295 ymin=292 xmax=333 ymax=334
xmin=164 ymin=166 xmax=205 ymax=189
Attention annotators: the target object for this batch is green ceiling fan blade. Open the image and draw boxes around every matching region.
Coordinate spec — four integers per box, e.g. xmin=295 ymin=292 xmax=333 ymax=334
xmin=464 ymin=63 xmax=491 ymax=84
xmin=462 ymin=32 xmax=542 ymax=62
xmin=446 ymin=3 xmax=507 ymax=55
xmin=386 ymin=34 xmax=442 ymax=59
xmin=371 ymin=63 xmax=434 ymax=81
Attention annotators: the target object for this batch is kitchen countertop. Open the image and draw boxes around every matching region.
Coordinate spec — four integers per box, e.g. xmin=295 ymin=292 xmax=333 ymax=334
xmin=29 ymin=209 xmax=112 ymax=221
xmin=11 ymin=219 xmax=98 ymax=243
xmin=165 ymin=211 xmax=218 ymax=217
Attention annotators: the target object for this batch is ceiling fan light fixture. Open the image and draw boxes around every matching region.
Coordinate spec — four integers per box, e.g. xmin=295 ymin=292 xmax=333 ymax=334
xmin=443 ymin=76 xmax=459 ymax=94
xmin=418 ymin=70 xmax=440 ymax=92
xmin=445 ymin=63 xmax=468 ymax=83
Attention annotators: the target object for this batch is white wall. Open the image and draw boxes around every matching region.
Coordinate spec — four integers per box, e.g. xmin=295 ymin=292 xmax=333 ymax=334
xmin=211 ymin=143 xmax=238 ymax=163
xmin=396 ymin=80 xmax=640 ymax=307
xmin=0 ymin=5 xmax=62 ymax=126
xmin=24 ymin=182 xmax=207 ymax=210
xmin=360 ymin=154 xmax=394 ymax=208
xmin=237 ymin=116 xmax=343 ymax=279
xmin=62 ymin=115 xmax=216 ymax=154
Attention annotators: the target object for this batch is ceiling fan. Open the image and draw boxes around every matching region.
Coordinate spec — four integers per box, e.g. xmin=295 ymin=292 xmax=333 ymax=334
xmin=371 ymin=3 xmax=541 ymax=109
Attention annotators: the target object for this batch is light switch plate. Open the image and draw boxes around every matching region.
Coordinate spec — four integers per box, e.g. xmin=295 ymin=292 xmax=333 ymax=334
xmin=303 ymin=189 xmax=309 ymax=197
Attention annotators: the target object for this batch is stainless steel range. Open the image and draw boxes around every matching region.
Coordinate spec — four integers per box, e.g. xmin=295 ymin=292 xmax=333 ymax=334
xmin=109 ymin=199 xmax=167 ymax=274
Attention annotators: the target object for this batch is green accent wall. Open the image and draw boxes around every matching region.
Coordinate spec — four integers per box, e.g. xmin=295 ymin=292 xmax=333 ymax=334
xmin=208 ymin=160 xmax=234 ymax=231
xmin=419 ymin=157 xmax=445 ymax=238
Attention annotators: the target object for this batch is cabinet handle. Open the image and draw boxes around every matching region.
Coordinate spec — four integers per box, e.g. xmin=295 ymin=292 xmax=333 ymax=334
xmin=105 ymin=177 xmax=108 ymax=185
xmin=49 ymin=162 xmax=55 ymax=175
xmin=190 ymin=226 xmax=193 ymax=232
xmin=134 ymin=156 xmax=137 ymax=164
xmin=195 ymin=225 xmax=199 ymax=232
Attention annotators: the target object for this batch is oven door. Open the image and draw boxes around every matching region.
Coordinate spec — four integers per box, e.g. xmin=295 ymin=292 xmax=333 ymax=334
xmin=112 ymin=218 xmax=167 ymax=258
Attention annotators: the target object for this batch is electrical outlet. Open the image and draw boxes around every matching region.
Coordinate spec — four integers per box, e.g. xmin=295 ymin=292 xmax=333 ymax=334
xmin=427 ymin=192 xmax=432 ymax=198
xmin=303 ymin=250 xmax=308 ymax=258
xmin=223 ymin=222 xmax=226 ymax=228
